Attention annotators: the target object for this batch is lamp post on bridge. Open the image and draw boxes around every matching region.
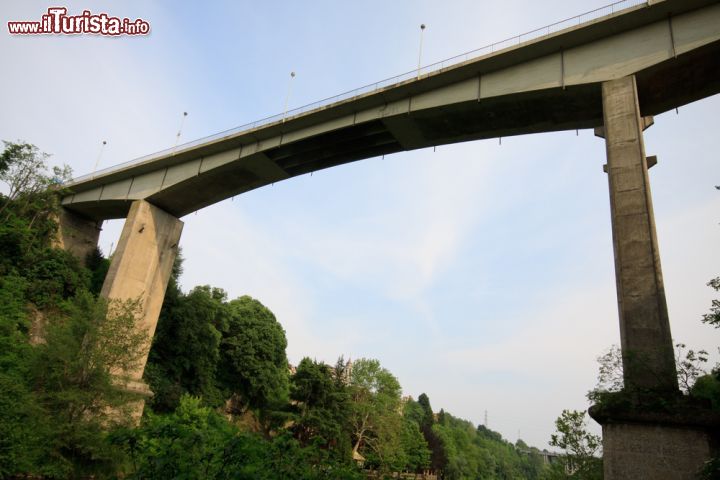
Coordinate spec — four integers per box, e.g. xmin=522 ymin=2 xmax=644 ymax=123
xmin=173 ymin=111 xmax=188 ymax=151
xmin=91 ymin=140 xmax=107 ymax=178
xmin=283 ymin=71 xmax=296 ymax=122
xmin=417 ymin=23 xmax=426 ymax=79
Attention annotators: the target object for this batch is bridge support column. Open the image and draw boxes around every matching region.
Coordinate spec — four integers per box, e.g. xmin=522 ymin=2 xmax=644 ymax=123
xmin=55 ymin=208 xmax=102 ymax=266
xmin=44 ymin=208 xmax=102 ymax=344
xmin=100 ymin=200 xmax=183 ymax=422
xmin=601 ymin=75 xmax=677 ymax=392
xmin=590 ymin=75 xmax=718 ymax=479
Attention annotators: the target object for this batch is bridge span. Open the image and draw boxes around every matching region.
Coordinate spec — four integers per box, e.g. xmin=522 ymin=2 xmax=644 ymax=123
xmin=54 ymin=1 xmax=720 ymax=477
xmin=61 ymin=0 xmax=720 ymax=221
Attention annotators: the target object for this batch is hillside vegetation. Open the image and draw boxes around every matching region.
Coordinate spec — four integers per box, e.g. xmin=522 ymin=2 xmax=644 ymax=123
xmin=1 ymin=141 xmax=564 ymax=479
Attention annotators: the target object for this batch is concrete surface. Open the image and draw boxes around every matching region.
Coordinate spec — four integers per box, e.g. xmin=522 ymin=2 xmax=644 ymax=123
xmin=100 ymin=200 xmax=183 ymax=415
xmin=602 ymin=423 xmax=713 ymax=479
xmin=54 ymin=208 xmax=102 ymax=265
xmin=60 ymin=0 xmax=720 ymax=221
xmin=601 ymin=75 xmax=677 ymax=392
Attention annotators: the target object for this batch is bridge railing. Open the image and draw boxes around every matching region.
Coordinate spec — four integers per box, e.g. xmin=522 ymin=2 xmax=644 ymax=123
xmin=70 ymin=0 xmax=647 ymax=185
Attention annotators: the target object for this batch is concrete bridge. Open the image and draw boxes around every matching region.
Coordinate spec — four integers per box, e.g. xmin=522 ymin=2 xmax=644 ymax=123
xmin=55 ymin=0 xmax=720 ymax=477
xmin=61 ymin=0 xmax=719 ymax=221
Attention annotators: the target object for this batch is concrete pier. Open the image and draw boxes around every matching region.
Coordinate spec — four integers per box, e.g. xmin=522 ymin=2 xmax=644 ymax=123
xmin=602 ymin=421 xmax=713 ymax=479
xmin=55 ymin=208 xmax=102 ymax=266
xmin=100 ymin=200 xmax=183 ymax=418
xmin=601 ymin=75 xmax=677 ymax=392
xmin=593 ymin=75 xmax=716 ymax=480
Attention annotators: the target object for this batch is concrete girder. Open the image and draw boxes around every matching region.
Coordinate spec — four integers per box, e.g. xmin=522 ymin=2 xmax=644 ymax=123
xmin=60 ymin=0 xmax=720 ymax=221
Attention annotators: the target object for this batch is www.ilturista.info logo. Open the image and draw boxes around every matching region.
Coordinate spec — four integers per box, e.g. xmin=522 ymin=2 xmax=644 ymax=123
xmin=7 ymin=7 xmax=150 ymax=36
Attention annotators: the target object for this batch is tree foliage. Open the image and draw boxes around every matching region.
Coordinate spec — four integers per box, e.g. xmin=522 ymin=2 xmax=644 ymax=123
xmin=147 ymin=272 xmax=290 ymax=417
xmin=0 ymin=141 xmax=70 ymax=241
xmin=290 ymin=357 xmax=352 ymax=458
xmin=148 ymin=283 xmax=227 ymax=411
xmin=429 ymin=410 xmax=544 ymax=480
xmin=218 ymin=295 xmax=289 ymax=410
xmin=347 ymin=358 xmax=402 ymax=471
xmin=398 ymin=417 xmax=431 ymax=472
xmin=112 ymin=395 xmax=363 ymax=480
xmin=588 ymin=342 xmax=710 ymax=401
xmin=0 ymin=279 xmax=149 ymax=476
xmin=0 ymin=141 xmax=141 ymax=477
xmin=31 ymin=294 xmax=148 ymax=476
xmin=701 ymin=277 xmax=720 ymax=328
xmin=0 ymin=276 xmax=48 ymax=478
xmin=0 ymin=140 xmax=556 ymax=478
xmin=549 ymin=410 xmax=602 ymax=480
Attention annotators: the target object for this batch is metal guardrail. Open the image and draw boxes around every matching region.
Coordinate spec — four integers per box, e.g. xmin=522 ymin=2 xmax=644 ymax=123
xmin=70 ymin=0 xmax=647 ymax=185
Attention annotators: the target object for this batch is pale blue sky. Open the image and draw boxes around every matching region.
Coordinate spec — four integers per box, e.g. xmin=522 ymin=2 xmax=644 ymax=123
xmin=2 ymin=0 xmax=718 ymax=449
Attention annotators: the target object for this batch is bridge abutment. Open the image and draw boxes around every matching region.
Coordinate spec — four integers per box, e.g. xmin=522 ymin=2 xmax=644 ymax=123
xmin=591 ymin=75 xmax=717 ymax=479
xmin=55 ymin=208 xmax=102 ymax=266
xmin=100 ymin=199 xmax=183 ymax=421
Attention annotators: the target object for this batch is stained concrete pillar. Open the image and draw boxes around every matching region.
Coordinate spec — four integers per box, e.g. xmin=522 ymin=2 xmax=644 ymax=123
xmin=100 ymin=200 xmax=183 ymax=416
xmin=591 ymin=76 xmax=720 ymax=480
xmin=602 ymin=422 xmax=712 ymax=479
xmin=601 ymin=75 xmax=678 ymax=392
xmin=55 ymin=208 xmax=102 ymax=266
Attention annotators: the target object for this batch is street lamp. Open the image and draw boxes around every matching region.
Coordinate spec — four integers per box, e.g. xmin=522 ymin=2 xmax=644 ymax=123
xmin=283 ymin=71 xmax=296 ymax=121
xmin=417 ymin=24 xmax=426 ymax=78
xmin=174 ymin=111 xmax=188 ymax=149
xmin=92 ymin=140 xmax=107 ymax=177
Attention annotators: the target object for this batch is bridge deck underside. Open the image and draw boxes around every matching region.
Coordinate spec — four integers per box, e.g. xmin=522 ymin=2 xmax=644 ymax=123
xmin=61 ymin=2 xmax=720 ymax=221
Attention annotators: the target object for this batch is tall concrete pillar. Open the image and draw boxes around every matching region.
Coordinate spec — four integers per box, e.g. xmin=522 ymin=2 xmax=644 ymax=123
xmin=601 ymin=75 xmax=677 ymax=392
xmin=100 ymin=200 xmax=183 ymax=416
xmin=590 ymin=76 xmax=720 ymax=480
xmin=55 ymin=208 xmax=102 ymax=266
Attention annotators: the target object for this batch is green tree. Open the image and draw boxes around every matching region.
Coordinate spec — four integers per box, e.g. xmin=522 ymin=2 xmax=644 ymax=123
xmin=217 ymin=295 xmax=289 ymax=411
xmin=0 ymin=276 xmax=50 ymax=478
xmin=399 ymin=417 xmax=431 ymax=473
xmin=588 ymin=342 xmax=709 ymax=400
xmin=347 ymin=358 xmax=402 ymax=471
xmin=147 ymin=285 xmax=228 ymax=411
xmin=290 ymin=357 xmax=352 ymax=459
xmin=701 ymin=277 xmax=720 ymax=328
xmin=113 ymin=395 xmax=238 ymax=479
xmin=415 ymin=393 xmax=447 ymax=475
xmin=113 ymin=395 xmax=363 ymax=480
xmin=85 ymin=246 xmax=111 ymax=295
xmin=0 ymin=141 xmax=85 ymax=309
xmin=549 ymin=410 xmax=602 ymax=480
xmin=691 ymin=374 xmax=720 ymax=409
xmin=516 ymin=442 xmax=547 ymax=480
xmin=31 ymin=293 xmax=149 ymax=476
xmin=402 ymin=397 xmax=425 ymax=427
xmin=0 ymin=141 xmax=117 ymax=477
xmin=675 ymin=342 xmax=709 ymax=393
xmin=0 ymin=141 xmax=70 ymax=229
xmin=417 ymin=392 xmax=434 ymax=429
xmin=433 ymin=414 xmax=486 ymax=480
